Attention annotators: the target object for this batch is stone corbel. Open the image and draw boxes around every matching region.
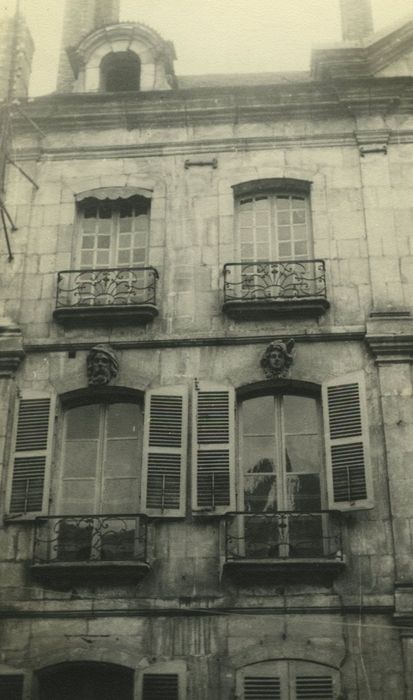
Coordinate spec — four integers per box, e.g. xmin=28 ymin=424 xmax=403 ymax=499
xmin=365 ymin=310 xmax=413 ymax=363
xmin=0 ymin=318 xmax=25 ymax=377
xmin=355 ymin=129 xmax=390 ymax=156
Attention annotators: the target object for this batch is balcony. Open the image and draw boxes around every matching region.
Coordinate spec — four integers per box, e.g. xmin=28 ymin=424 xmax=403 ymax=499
xmin=223 ymin=511 xmax=345 ymax=584
xmin=223 ymin=260 xmax=329 ymax=319
xmin=31 ymin=514 xmax=150 ymax=584
xmin=53 ymin=267 xmax=159 ymax=325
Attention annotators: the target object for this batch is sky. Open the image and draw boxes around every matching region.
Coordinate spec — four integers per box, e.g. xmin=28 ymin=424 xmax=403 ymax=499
xmin=2 ymin=0 xmax=413 ymax=96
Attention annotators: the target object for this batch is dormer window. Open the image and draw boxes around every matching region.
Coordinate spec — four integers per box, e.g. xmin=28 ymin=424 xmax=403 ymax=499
xmin=100 ymin=51 xmax=141 ymax=92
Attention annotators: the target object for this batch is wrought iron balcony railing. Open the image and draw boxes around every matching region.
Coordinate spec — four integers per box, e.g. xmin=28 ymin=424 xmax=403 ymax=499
xmin=53 ymin=266 xmax=159 ymax=324
xmin=223 ymin=260 xmax=329 ymax=318
xmin=224 ymin=510 xmax=343 ymax=562
xmin=33 ymin=514 xmax=148 ymax=565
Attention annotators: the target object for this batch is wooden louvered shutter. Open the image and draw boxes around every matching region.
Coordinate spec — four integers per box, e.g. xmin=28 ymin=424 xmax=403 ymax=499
xmin=322 ymin=371 xmax=373 ymax=511
xmin=142 ymin=673 xmax=179 ymax=700
xmin=192 ymin=382 xmax=236 ymax=514
xmin=7 ymin=392 xmax=55 ymax=516
xmin=0 ymin=676 xmax=24 ymax=700
xmin=244 ymin=676 xmax=281 ymax=699
xmin=295 ymin=674 xmax=334 ymax=699
xmin=141 ymin=386 xmax=188 ymax=517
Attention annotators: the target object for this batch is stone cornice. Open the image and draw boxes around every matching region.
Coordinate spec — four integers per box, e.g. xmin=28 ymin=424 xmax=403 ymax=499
xmin=0 ymin=603 xmax=395 ymax=619
xmin=10 ymin=76 xmax=413 ymax=134
xmin=365 ymin=311 xmax=413 ymax=363
xmin=23 ymin=329 xmax=366 ymax=355
xmin=12 ymin=130 xmax=413 ymax=164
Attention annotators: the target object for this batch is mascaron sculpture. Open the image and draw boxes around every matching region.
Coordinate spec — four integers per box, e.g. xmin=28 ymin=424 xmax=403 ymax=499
xmin=87 ymin=344 xmax=119 ymax=385
xmin=261 ymin=338 xmax=295 ymax=379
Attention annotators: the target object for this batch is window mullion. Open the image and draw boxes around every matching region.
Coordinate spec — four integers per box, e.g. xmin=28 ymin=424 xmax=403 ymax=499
xmin=113 ymin=208 xmax=120 ymax=268
xmin=96 ymin=405 xmax=107 ymax=514
xmin=271 ymin=194 xmax=277 ymax=260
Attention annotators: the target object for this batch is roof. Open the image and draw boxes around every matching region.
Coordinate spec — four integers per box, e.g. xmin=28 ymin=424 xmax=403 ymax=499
xmin=178 ymin=72 xmax=311 ymax=89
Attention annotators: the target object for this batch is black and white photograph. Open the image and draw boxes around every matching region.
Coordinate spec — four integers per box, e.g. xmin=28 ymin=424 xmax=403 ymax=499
xmin=0 ymin=1 xmax=413 ymax=698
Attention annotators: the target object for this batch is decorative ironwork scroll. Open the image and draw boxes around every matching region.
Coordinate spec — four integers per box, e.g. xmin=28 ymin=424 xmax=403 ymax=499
xmin=224 ymin=260 xmax=327 ymax=302
xmin=56 ymin=267 xmax=158 ymax=309
xmin=224 ymin=510 xmax=343 ymax=561
xmin=33 ymin=514 xmax=147 ymax=563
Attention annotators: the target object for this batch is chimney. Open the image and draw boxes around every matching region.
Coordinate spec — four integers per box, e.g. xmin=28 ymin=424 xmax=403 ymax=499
xmin=57 ymin=0 xmax=120 ymax=92
xmin=339 ymin=0 xmax=374 ymax=41
xmin=0 ymin=13 xmax=34 ymax=101
xmin=95 ymin=0 xmax=120 ymax=28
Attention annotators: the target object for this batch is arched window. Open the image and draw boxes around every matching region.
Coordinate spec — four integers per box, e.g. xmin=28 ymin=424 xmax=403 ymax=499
xmin=239 ymin=389 xmax=324 ymax=557
xmin=37 ymin=662 xmax=134 ymax=700
xmin=100 ymin=51 xmax=141 ymax=92
xmin=53 ymin=396 xmax=143 ymax=562
xmin=234 ymin=179 xmax=313 ymax=263
xmin=59 ymin=399 xmax=143 ymax=515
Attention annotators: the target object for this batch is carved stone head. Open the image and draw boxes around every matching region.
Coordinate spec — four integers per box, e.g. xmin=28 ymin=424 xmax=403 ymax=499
xmin=261 ymin=338 xmax=295 ymax=379
xmin=87 ymin=344 xmax=119 ymax=386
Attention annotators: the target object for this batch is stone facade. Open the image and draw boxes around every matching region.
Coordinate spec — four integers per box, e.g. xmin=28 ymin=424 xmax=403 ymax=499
xmin=1 ymin=1 xmax=413 ymax=699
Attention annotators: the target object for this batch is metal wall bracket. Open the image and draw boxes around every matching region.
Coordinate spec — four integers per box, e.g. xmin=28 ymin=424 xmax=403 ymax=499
xmin=184 ymin=158 xmax=218 ymax=169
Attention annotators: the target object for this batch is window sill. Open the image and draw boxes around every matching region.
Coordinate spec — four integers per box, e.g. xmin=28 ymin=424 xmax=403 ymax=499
xmin=222 ymin=297 xmax=330 ymax=320
xmin=30 ymin=560 xmax=151 ymax=585
xmin=53 ymin=304 xmax=158 ymax=326
xmin=223 ymin=557 xmax=345 ymax=585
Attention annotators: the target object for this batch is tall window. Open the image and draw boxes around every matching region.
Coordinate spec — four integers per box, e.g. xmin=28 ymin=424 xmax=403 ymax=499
xmin=59 ymin=402 xmax=143 ymax=515
xmin=79 ymin=196 xmax=149 ymax=270
xmin=239 ymin=392 xmax=325 ymax=557
xmin=237 ymin=192 xmax=312 ymax=262
xmin=100 ymin=51 xmax=141 ymax=92
xmin=55 ymin=401 xmax=143 ymax=561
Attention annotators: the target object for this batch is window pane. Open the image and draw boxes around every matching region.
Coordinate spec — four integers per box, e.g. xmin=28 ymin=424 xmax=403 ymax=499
xmin=64 ymin=440 xmax=98 ymax=477
xmin=119 ymin=234 xmax=132 ymax=248
xmin=243 ymin=396 xmax=275 ymax=434
xmin=277 ymin=210 xmax=290 ymax=226
xmin=60 ymin=480 xmax=96 ymax=513
xmin=293 ymin=209 xmax=306 ymax=224
xmin=283 ymin=396 xmax=318 ymax=433
xmin=105 ymin=440 xmax=139 ymax=477
xmin=118 ymin=249 xmax=130 ymax=265
xmin=102 ymin=479 xmax=139 ymax=512
xmin=293 ymin=224 xmax=307 ymax=240
xmin=255 ymin=196 xmax=269 ymax=208
xmin=120 ymin=217 xmax=133 ymax=233
xmin=243 ymin=437 xmax=277 ymax=476
xmin=286 ymin=473 xmax=321 ymax=511
xmin=278 ymin=226 xmax=292 ymax=241
xmin=96 ymin=251 xmax=110 ymax=266
xmin=276 ymin=195 xmax=289 ymax=209
xmin=285 ymin=435 xmax=321 ymax=474
xmin=279 ymin=242 xmax=291 ymax=257
xmin=107 ymin=403 xmax=141 ymax=437
xmin=66 ymin=405 xmax=100 ymax=439
xmin=80 ymin=250 xmax=94 ymax=267
xmin=133 ymin=249 xmax=146 ymax=264
xmin=97 ymin=235 xmax=111 ymax=249
xmin=244 ymin=473 xmax=277 ymax=512
xmin=97 ymin=218 xmax=111 ymax=233
xmin=81 ymin=235 xmax=95 ymax=249
xmin=294 ymin=241 xmax=308 ymax=256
